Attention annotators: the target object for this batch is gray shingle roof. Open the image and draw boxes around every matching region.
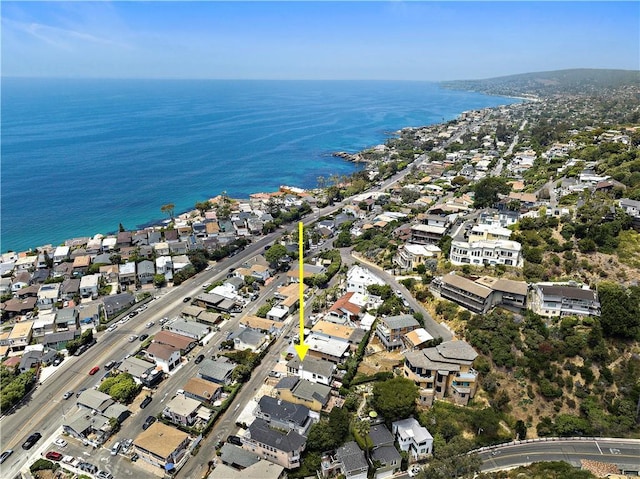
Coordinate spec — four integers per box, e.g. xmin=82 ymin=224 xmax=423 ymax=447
xmin=336 ymin=441 xmax=368 ymax=474
xmin=257 ymin=396 xmax=309 ymax=427
xmin=383 ymin=314 xmax=420 ymax=330
xmin=286 ymin=355 xmax=335 ymax=378
xmin=246 ymin=418 xmax=306 ymax=453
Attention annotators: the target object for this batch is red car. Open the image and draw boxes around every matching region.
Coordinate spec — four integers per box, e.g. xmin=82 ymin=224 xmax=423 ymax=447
xmin=45 ymin=451 xmax=63 ymax=461
xmin=88 ymin=366 xmax=100 ymax=375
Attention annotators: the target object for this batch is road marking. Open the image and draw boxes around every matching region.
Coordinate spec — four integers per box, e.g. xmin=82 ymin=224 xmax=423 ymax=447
xmin=596 ymin=441 xmax=603 ymax=455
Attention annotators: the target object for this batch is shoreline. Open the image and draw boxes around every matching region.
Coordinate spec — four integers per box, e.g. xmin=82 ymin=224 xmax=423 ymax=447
xmin=2 ymin=92 xmax=521 ymax=255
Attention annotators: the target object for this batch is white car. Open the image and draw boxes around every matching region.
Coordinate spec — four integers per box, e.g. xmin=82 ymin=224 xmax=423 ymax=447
xmin=54 ymin=438 xmax=67 ymax=448
xmin=128 ymin=335 xmax=138 ymax=342
xmin=408 ymin=465 xmax=421 ymax=477
xmin=106 ymin=324 xmax=117 ymax=332
xmin=145 ymin=321 xmax=154 ymax=328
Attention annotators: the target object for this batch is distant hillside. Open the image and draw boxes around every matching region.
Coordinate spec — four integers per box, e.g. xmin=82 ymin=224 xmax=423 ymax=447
xmin=442 ymin=68 xmax=640 ymax=98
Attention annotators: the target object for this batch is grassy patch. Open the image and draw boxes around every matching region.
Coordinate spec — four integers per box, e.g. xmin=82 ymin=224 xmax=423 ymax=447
xmin=616 ymin=230 xmax=640 ymax=269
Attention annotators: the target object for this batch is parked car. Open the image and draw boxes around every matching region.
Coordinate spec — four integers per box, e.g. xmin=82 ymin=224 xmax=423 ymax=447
xmin=97 ymin=471 xmax=114 ymax=479
xmin=0 ymin=449 xmax=13 ymax=464
xmin=194 ymin=354 xmax=205 ymax=364
xmin=110 ymin=442 xmax=121 ymax=456
xmin=139 ymin=334 xmax=149 ymax=342
xmin=45 ymin=451 xmax=63 ymax=461
xmin=128 ymin=335 xmax=138 ymax=342
xmin=140 ymin=395 xmax=152 ymax=409
xmin=182 ymin=297 xmax=191 ymax=303
xmin=142 ymin=416 xmax=156 ymax=430
xmin=159 ymin=317 xmax=169 ymax=325
xmin=62 ymin=391 xmax=74 ymax=400
xmin=88 ymin=366 xmax=100 ymax=375
xmin=21 ymin=432 xmax=42 ymax=450
xmin=130 ymin=453 xmax=139 ymax=462
xmin=78 ymin=462 xmax=98 ymax=474
xmin=104 ymin=360 xmax=116 ymax=370
xmin=145 ymin=321 xmax=154 ymax=328
xmin=76 ymin=388 xmax=87 ymax=397
xmin=52 ymin=357 xmax=63 ymax=366
xmin=54 ymin=438 xmax=67 ymax=448
xmin=122 ymin=438 xmax=133 ymax=450
xmin=227 ymin=435 xmax=242 ymax=446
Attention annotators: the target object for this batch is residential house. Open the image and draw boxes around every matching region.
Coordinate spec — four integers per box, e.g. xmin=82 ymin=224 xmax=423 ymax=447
xmin=133 ymin=422 xmax=191 ymax=472
xmin=31 ymin=312 xmax=56 ymax=338
xmin=137 ymin=260 xmax=156 ymax=284
xmin=198 ymin=358 xmax=235 ymax=385
xmin=336 ymin=442 xmax=368 ymax=479
xmin=274 ymin=377 xmax=332 ymax=415
xmin=11 ymin=271 xmax=31 ymax=292
xmin=60 ymin=278 xmax=81 ymax=301
xmin=182 ymin=376 xmax=222 ymax=404
xmin=72 ymin=255 xmax=91 ymax=276
xmin=118 ymin=262 xmax=136 ymax=287
xmin=434 ymin=273 xmax=495 ymax=314
xmin=79 ymin=274 xmax=100 ymax=298
xmin=326 ymin=292 xmax=363 ymax=324
xmin=410 ymin=224 xmax=447 ymax=245
xmin=346 ymin=265 xmax=385 ymax=295
xmin=162 ymin=395 xmax=202 ymax=426
xmin=242 ymin=418 xmax=306 ymax=469
xmin=2 ymin=297 xmax=37 ymax=319
xmin=474 ymin=276 xmax=528 ymax=309
xmin=394 ymin=243 xmax=441 ymax=271
xmin=210 ymin=455 xmax=285 ymax=479
xmin=102 ymin=293 xmax=135 ymax=319
xmin=53 ymin=246 xmax=70 ymax=264
xmin=305 ymin=334 xmax=351 ymax=364
xmin=42 ymin=329 xmax=81 ymax=351
xmin=286 ymin=355 xmax=335 ymax=386
xmin=153 ymin=330 xmax=198 ymax=355
xmin=450 ymin=239 xmax=523 ymax=267
xmin=529 ymin=282 xmax=600 ymax=318
xmin=404 ymin=340 xmax=478 ymax=406
xmin=368 ymin=424 xmax=401 ymax=479
xmin=55 ymin=308 xmax=79 ymax=331
xmin=240 ymin=315 xmax=286 ymax=336
xmin=37 ymin=283 xmax=60 ymax=310
xmin=255 ymin=396 xmax=313 ymax=436
xmin=146 ymin=342 xmax=181 ymax=373
xmin=392 ymin=417 xmax=433 ymax=460
xmin=165 ymin=319 xmax=210 ymax=340
xmin=376 ymin=314 xmax=420 ymax=350
xmin=403 ymin=328 xmax=435 ymax=350
xmin=467 ymin=224 xmax=512 ymax=242
xmin=156 ymin=256 xmax=173 ymax=280
xmin=8 ymin=321 xmax=33 ymax=353
xmin=233 ymin=328 xmax=267 ymax=352
xmin=117 ymin=356 xmax=162 ymax=387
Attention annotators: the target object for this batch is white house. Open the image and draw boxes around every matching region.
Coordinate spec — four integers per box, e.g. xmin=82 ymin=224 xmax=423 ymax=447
xmin=79 ymin=274 xmax=100 ymax=298
xmin=394 ymin=243 xmax=441 ymax=271
xmin=53 ymin=246 xmax=70 ymax=264
xmin=392 ymin=417 xmax=433 ymax=460
xmin=450 ymin=239 xmax=523 ymax=268
xmin=346 ymin=265 xmax=385 ymax=295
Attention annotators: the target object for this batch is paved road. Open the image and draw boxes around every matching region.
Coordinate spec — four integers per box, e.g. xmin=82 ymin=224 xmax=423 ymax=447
xmin=478 ymin=438 xmax=640 ymax=474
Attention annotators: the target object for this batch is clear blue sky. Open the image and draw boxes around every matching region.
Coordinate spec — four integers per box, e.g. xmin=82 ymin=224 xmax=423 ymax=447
xmin=2 ymin=1 xmax=638 ymax=81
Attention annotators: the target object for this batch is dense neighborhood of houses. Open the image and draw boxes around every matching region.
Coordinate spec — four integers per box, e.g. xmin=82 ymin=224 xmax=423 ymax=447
xmin=3 ymin=82 xmax=640 ymax=479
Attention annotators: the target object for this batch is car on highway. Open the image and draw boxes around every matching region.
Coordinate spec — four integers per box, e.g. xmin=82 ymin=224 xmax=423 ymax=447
xmin=88 ymin=366 xmax=100 ymax=375
xmin=140 ymin=395 xmax=152 ymax=409
xmin=139 ymin=334 xmax=149 ymax=342
xmin=21 ymin=432 xmax=42 ymax=450
xmin=63 ymin=390 xmax=74 ymax=400
xmin=45 ymin=451 xmax=63 ymax=461
xmin=145 ymin=321 xmax=154 ymax=328
xmin=106 ymin=324 xmax=117 ymax=332
xmin=128 ymin=334 xmax=138 ymax=342
xmin=194 ymin=354 xmax=205 ymax=364
xmin=0 ymin=449 xmax=13 ymax=464
xmin=54 ymin=438 xmax=67 ymax=448
xmin=142 ymin=416 xmax=156 ymax=430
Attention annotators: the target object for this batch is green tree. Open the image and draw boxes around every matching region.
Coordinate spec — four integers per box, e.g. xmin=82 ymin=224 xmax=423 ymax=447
xmin=195 ymin=200 xmax=212 ymax=215
xmin=153 ymin=274 xmax=166 ymax=287
xmin=371 ymin=377 xmax=418 ymax=424
xmin=160 ymin=203 xmax=175 ymax=221
xmin=265 ymin=243 xmax=288 ymax=266
xmin=472 ymin=177 xmax=511 ymax=208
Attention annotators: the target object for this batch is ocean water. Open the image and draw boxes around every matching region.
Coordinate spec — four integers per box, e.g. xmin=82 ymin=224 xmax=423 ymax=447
xmin=1 ymin=79 xmax=518 ymax=252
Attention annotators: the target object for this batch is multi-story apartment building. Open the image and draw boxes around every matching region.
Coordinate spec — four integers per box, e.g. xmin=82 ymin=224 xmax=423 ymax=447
xmin=375 ymin=314 xmax=420 ymax=350
xmin=394 ymin=243 xmax=441 ymax=271
xmin=242 ymin=418 xmax=306 ymax=469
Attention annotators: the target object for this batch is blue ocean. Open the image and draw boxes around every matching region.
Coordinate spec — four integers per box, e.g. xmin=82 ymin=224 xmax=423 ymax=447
xmin=1 ymin=79 xmax=518 ymax=252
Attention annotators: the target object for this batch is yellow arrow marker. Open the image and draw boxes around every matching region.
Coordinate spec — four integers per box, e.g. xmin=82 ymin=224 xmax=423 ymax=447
xmin=294 ymin=221 xmax=309 ymax=361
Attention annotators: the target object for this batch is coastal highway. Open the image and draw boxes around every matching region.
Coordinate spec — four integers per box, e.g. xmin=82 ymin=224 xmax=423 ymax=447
xmin=477 ymin=438 xmax=640 ymax=474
